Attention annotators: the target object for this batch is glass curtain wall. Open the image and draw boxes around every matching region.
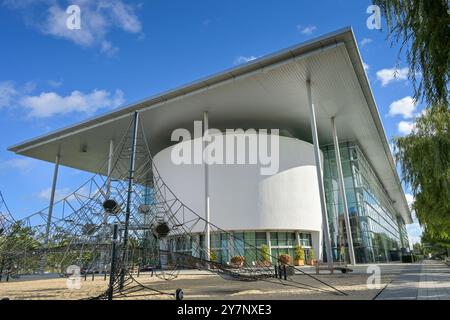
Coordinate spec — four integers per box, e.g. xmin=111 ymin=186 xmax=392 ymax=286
xmin=322 ymin=141 xmax=409 ymax=263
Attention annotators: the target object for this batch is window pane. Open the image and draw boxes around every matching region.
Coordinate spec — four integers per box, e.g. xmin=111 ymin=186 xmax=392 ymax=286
xmin=256 ymin=232 xmax=266 ymax=247
xmin=270 ymin=232 xmax=278 ymax=246
xmin=278 ymin=232 xmax=287 ymax=246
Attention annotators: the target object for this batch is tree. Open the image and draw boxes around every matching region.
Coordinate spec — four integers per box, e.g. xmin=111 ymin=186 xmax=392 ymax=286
xmin=421 ymin=227 xmax=450 ymax=257
xmin=394 ymin=107 xmax=450 ymax=238
xmin=0 ymin=222 xmax=41 ymax=274
xmin=373 ymin=0 xmax=449 ymax=106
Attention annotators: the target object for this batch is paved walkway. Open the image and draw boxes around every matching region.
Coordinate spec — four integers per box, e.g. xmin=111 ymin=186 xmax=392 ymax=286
xmin=376 ymin=259 xmax=450 ymax=300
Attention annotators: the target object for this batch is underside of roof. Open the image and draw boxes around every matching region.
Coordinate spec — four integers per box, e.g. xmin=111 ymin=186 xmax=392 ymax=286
xmin=8 ymin=27 xmax=412 ymax=224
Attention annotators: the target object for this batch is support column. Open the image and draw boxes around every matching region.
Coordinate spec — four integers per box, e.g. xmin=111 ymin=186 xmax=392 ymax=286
xmin=101 ymin=140 xmax=114 ymax=268
xmin=106 ymin=139 xmax=114 ymax=198
xmin=119 ymin=112 xmax=139 ymax=290
xmin=203 ymin=111 xmax=211 ymax=261
xmin=331 ymin=117 xmax=356 ymax=265
xmin=41 ymin=153 xmax=60 ymax=273
xmin=306 ymin=79 xmax=333 ymax=268
xmin=266 ymin=231 xmax=272 ymax=259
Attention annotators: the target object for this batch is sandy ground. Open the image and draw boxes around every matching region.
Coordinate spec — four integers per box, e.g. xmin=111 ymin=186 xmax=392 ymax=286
xmin=0 ymin=270 xmax=395 ymax=300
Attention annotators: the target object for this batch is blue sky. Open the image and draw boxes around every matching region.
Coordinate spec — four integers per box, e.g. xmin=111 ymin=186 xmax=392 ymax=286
xmin=0 ymin=0 xmax=422 ymax=244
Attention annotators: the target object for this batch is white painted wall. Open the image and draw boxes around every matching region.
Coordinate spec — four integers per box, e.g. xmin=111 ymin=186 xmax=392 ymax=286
xmin=153 ymin=133 xmax=324 ymax=257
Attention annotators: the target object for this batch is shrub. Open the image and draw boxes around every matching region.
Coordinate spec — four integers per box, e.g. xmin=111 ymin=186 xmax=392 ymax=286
xmin=278 ymin=254 xmax=291 ymax=265
xmin=260 ymin=244 xmax=270 ymax=262
xmin=210 ymin=249 xmax=217 ymax=263
xmin=309 ymin=248 xmax=315 ymax=261
xmin=295 ymin=245 xmax=305 ymax=261
xmin=230 ymin=256 xmax=244 ymax=264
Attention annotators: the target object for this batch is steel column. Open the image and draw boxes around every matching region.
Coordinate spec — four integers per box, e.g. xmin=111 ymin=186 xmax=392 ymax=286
xmin=40 ymin=153 xmax=60 ymax=273
xmin=306 ymin=79 xmax=334 ymax=268
xmin=119 ymin=112 xmax=139 ymax=290
xmin=203 ymin=111 xmax=211 ymax=261
xmin=106 ymin=139 xmax=114 ymax=198
xmin=331 ymin=117 xmax=356 ymax=265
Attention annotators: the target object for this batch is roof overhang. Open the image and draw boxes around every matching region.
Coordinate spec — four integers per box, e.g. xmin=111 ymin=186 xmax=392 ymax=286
xmin=8 ymin=27 xmax=412 ymax=224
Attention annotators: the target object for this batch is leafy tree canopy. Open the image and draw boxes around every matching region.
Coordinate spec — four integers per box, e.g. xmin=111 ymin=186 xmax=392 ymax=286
xmin=394 ymin=106 xmax=450 ymax=239
xmin=374 ymin=0 xmax=450 ymax=106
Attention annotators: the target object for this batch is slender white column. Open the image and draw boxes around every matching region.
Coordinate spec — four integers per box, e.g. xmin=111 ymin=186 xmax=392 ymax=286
xmin=266 ymin=231 xmax=272 ymax=258
xmin=203 ymin=111 xmax=211 ymax=261
xmin=40 ymin=153 xmax=60 ymax=273
xmin=331 ymin=117 xmax=356 ymax=265
xmin=306 ymin=79 xmax=334 ymax=268
xmin=106 ymin=139 xmax=114 ymax=198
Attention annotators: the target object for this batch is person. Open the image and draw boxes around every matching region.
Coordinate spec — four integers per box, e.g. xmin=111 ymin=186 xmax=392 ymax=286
xmin=339 ymin=245 xmax=346 ymax=263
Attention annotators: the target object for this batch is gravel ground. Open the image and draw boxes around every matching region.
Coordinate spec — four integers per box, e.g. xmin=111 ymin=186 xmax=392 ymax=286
xmin=0 ymin=270 xmax=395 ymax=300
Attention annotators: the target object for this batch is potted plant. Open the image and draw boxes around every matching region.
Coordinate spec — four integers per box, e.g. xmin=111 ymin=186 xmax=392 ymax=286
xmin=230 ymin=256 xmax=245 ymax=268
xmin=278 ymin=254 xmax=295 ymax=276
xmin=259 ymin=244 xmax=271 ymax=267
xmin=210 ymin=249 xmax=218 ymax=267
xmin=278 ymin=253 xmax=292 ymax=265
xmin=308 ymin=248 xmax=316 ymax=266
xmin=294 ymin=245 xmax=305 ymax=266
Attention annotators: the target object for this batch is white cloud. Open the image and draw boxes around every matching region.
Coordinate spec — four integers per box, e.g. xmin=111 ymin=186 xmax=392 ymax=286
xmin=362 ymin=62 xmax=370 ymax=72
xmin=0 ymin=157 xmax=36 ymax=174
xmin=0 ymin=81 xmax=18 ymax=108
xmin=388 ymin=96 xmax=417 ymax=119
xmin=398 ymin=121 xmax=415 ymax=135
xmin=36 ymin=187 xmax=72 ymax=202
xmin=234 ymin=55 xmax=257 ymax=65
xmin=0 ymin=80 xmax=124 ymax=118
xmin=297 ymin=25 xmax=317 ymax=35
xmin=3 ymin=0 xmax=142 ymax=55
xmin=100 ymin=40 xmax=119 ymax=56
xmin=20 ymin=89 xmax=124 ymax=118
xmin=360 ymin=38 xmax=372 ymax=47
xmin=376 ymin=67 xmax=409 ymax=86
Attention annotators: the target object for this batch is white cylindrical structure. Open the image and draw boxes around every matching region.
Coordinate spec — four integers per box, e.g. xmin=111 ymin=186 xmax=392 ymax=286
xmin=153 ymin=133 xmax=325 ymax=258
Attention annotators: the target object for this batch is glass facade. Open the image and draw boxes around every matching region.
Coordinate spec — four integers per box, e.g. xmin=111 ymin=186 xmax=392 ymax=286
xmin=322 ymin=141 xmax=409 ymax=263
xmin=171 ymin=230 xmax=313 ymax=265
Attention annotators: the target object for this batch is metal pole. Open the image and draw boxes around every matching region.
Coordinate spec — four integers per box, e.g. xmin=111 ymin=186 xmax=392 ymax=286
xmin=40 ymin=153 xmax=60 ymax=273
xmin=203 ymin=111 xmax=211 ymax=261
xmin=306 ymin=79 xmax=334 ymax=268
xmin=119 ymin=112 xmax=139 ymax=290
xmin=106 ymin=139 xmax=114 ymax=198
xmin=101 ymin=140 xmax=114 ymax=270
xmin=331 ymin=117 xmax=356 ymax=265
xmin=108 ymin=224 xmax=119 ymax=301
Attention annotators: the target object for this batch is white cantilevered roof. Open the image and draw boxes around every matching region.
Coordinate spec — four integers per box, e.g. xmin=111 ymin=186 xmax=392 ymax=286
xmin=8 ymin=27 xmax=412 ymax=224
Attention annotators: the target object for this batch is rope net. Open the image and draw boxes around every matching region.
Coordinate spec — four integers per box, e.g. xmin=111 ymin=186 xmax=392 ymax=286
xmin=0 ymin=113 xmax=346 ymax=299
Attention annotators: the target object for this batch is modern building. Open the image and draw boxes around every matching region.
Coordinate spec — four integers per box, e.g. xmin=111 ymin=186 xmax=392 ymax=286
xmin=8 ymin=27 xmax=411 ymax=265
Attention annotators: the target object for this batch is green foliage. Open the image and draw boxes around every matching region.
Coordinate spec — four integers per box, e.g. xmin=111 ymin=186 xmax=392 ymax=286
xmin=294 ymin=245 xmax=305 ymax=261
xmin=373 ymin=0 xmax=449 ymax=106
xmin=394 ymin=107 xmax=450 ymax=239
xmin=0 ymin=222 xmax=41 ymax=273
xmin=210 ymin=248 xmax=217 ymax=263
xmin=413 ymin=242 xmax=424 ymax=254
xmin=260 ymin=244 xmax=270 ymax=262
xmin=422 ymin=227 xmax=450 ymax=248
xmin=309 ymin=248 xmax=315 ymax=261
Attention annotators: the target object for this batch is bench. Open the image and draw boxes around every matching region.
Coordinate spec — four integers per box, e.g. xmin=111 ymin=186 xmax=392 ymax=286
xmin=316 ymin=261 xmax=353 ymax=275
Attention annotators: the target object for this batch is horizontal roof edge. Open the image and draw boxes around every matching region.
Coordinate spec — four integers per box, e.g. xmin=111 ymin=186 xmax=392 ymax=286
xmin=8 ymin=26 xmax=352 ymax=153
